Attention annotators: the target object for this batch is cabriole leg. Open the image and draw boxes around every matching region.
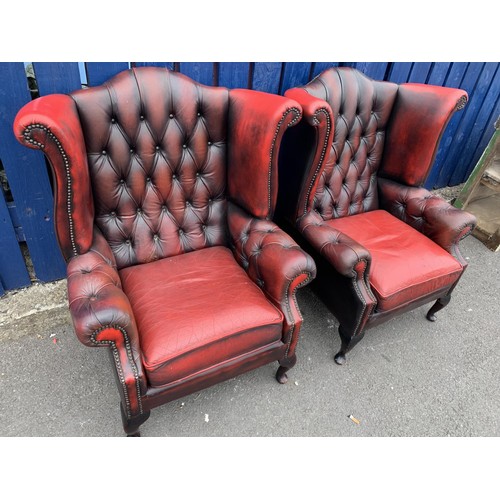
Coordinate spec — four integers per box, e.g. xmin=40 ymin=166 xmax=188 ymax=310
xmin=120 ymin=403 xmax=150 ymax=437
xmin=334 ymin=326 xmax=365 ymax=365
xmin=426 ymin=294 xmax=452 ymax=322
xmin=275 ymin=354 xmax=297 ymax=384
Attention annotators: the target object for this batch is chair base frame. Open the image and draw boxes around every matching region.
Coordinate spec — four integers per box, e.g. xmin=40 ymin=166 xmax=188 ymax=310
xmin=118 ymin=341 xmax=292 ymax=435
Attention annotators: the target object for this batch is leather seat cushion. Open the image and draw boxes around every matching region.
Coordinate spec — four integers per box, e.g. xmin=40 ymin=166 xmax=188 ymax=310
xmin=327 ymin=210 xmax=463 ymax=311
xmin=119 ymin=246 xmax=283 ymax=387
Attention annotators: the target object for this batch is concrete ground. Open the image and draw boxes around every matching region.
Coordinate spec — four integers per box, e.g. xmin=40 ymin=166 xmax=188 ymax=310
xmin=0 ymin=232 xmax=499 ymax=437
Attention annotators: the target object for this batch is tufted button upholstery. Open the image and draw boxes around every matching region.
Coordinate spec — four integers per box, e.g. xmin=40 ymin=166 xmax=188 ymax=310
xmin=303 ymin=68 xmax=398 ymax=220
xmin=71 ymin=67 xmax=229 ymax=269
xmin=278 ymin=66 xmax=476 ymax=365
xmin=14 ymin=65 xmax=315 ymax=435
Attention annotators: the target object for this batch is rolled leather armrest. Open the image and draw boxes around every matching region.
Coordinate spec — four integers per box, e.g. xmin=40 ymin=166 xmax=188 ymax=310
xmin=228 ymin=202 xmax=316 ymax=360
xmin=228 ymin=202 xmax=316 ymax=306
xmin=13 ymin=94 xmax=94 ymax=259
xmin=297 ymin=210 xmax=372 ymax=278
xmin=378 ymin=177 xmax=477 ymax=264
xmin=227 ymin=89 xmax=302 ymax=219
xmin=284 ymin=88 xmax=334 ymax=219
xmin=66 ymin=229 xmax=146 ymax=398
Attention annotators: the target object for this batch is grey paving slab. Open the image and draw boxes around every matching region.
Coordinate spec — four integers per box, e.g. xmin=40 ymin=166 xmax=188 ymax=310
xmin=0 ymin=235 xmax=498 ymax=437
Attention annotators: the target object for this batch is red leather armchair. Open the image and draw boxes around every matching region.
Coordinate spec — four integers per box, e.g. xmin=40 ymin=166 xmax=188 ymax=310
xmin=14 ymin=67 xmax=316 ymax=435
xmin=276 ymin=67 xmax=476 ymax=365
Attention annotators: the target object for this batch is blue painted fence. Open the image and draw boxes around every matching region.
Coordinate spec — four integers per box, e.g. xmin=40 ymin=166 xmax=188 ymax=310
xmin=0 ymin=61 xmax=499 ymax=293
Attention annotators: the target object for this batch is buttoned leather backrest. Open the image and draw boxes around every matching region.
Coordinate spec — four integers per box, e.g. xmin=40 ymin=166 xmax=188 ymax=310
xmin=71 ymin=67 xmax=229 ymax=269
xmin=303 ymin=67 xmax=398 ymax=220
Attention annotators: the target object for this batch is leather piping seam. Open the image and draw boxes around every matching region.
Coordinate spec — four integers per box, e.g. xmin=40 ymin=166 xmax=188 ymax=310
xmin=268 ymin=107 xmax=301 ymax=215
xmin=303 ymin=108 xmax=332 ymax=216
xmin=350 ymin=259 xmax=375 ymax=337
xmin=450 ymin=223 xmax=475 ymax=262
xmin=284 ymin=271 xmax=313 ymax=357
xmin=90 ymin=325 xmax=143 ymax=418
xmin=23 ymin=124 xmax=78 ymax=256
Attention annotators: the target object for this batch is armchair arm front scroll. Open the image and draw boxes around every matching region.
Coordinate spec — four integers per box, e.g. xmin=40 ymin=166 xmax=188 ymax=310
xmin=228 ymin=202 xmax=316 ymax=361
xmin=378 ymin=178 xmax=477 ymax=266
xmin=67 ymin=229 xmax=146 ymax=418
xmin=297 ymin=210 xmax=372 ymax=279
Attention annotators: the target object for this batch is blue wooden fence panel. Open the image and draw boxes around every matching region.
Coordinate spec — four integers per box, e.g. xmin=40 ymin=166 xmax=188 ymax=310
xmin=0 ymin=62 xmax=66 ymax=285
xmin=388 ymin=62 xmax=414 ymax=84
xmin=279 ymin=62 xmax=314 ymax=94
xmin=426 ymin=62 xmax=451 ymax=86
xmin=85 ymin=62 xmax=130 ymax=87
xmin=32 ymin=62 xmax=81 ymax=95
xmin=310 ymin=62 xmax=339 ymax=79
xmin=219 ymin=62 xmax=250 ymax=89
xmin=133 ymin=62 xmax=174 ymax=70
xmin=449 ymin=62 xmax=499 ymax=185
xmin=0 ymin=184 xmax=30 ymax=289
xmin=408 ymin=62 xmax=434 ymax=83
xmin=452 ymin=65 xmax=500 ymax=183
xmin=178 ymin=63 xmax=214 ymax=86
xmin=1 ymin=60 xmax=499 ymax=294
xmin=344 ymin=62 xmax=389 ymax=80
xmin=251 ymin=63 xmax=282 ymax=93
xmin=425 ymin=62 xmax=471 ymax=189
xmin=436 ymin=62 xmax=488 ymax=187
xmin=473 ymin=93 xmax=500 ymax=168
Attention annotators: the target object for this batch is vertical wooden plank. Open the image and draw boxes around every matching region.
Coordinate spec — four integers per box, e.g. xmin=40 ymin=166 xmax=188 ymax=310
xmin=310 ymin=62 xmax=339 ymax=79
xmin=0 ymin=62 xmax=66 ymax=282
xmin=218 ymin=62 xmax=251 ymax=89
xmin=85 ymin=62 xmax=130 ymax=86
xmin=434 ymin=62 xmax=486 ymax=187
xmin=0 ymin=184 xmax=31 ymax=290
xmin=426 ymin=62 xmax=451 ymax=86
xmin=279 ymin=62 xmax=314 ymax=94
xmin=449 ymin=62 xmax=500 ymax=185
xmin=251 ymin=62 xmax=283 ymax=93
xmin=133 ymin=62 xmax=173 ymax=70
xmin=456 ymin=66 xmax=500 ymax=181
xmin=425 ymin=62 xmax=477 ymax=188
xmin=32 ymin=62 xmax=82 ymax=95
xmin=425 ymin=62 xmax=469 ymax=188
xmin=407 ymin=62 xmax=433 ymax=83
xmin=471 ymin=96 xmax=500 ymax=171
xmin=387 ymin=62 xmax=413 ymax=84
xmin=178 ymin=63 xmax=215 ymax=86
xmin=443 ymin=61 xmax=470 ymax=89
xmin=347 ymin=62 xmax=388 ymax=80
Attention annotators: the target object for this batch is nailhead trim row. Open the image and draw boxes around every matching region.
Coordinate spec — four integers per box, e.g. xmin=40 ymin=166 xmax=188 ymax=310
xmin=23 ymin=124 xmax=78 ymax=256
xmin=303 ymin=108 xmax=332 ymax=216
xmin=456 ymin=95 xmax=468 ymax=110
xmin=285 ymin=271 xmax=313 ymax=358
xmin=90 ymin=325 xmax=143 ymax=419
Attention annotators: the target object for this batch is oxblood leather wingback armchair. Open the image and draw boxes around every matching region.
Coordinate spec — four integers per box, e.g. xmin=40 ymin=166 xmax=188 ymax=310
xmin=14 ymin=67 xmax=316 ymax=436
xmin=277 ymin=67 xmax=476 ymax=365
